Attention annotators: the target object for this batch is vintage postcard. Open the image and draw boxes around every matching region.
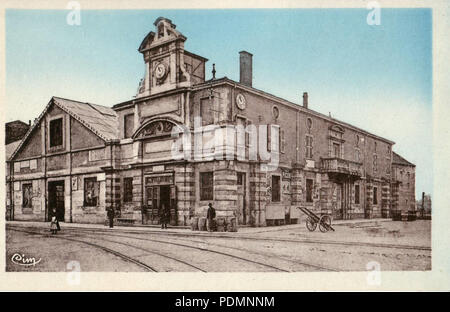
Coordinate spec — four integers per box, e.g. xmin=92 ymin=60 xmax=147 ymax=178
xmin=1 ymin=0 xmax=449 ymax=292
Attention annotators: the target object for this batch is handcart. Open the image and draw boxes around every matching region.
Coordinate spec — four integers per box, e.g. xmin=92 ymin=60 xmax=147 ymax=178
xmin=297 ymin=207 xmax=335 ymax=233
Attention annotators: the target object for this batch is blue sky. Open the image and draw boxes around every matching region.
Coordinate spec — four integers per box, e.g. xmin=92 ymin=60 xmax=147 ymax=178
xmin=5 ymin=9 xmax=432 ymax=198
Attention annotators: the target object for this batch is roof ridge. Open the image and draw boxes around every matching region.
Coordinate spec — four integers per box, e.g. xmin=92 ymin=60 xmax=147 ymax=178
xmin=52 ymin=96 xmax=113 ymax=110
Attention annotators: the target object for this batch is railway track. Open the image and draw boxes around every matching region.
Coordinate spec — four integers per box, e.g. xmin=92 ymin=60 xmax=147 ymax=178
xmin=74 ymin=230 xmax=292 ymax=272
xmin=74 ymin=229 xmax=337 ymax=272
xmin=56 ymin=225 xmax=431 ymax=251
xmin=7 ymin=223 xmax=431 ymax=251
xmin=9 ymin=227 xmax=296 ymax=272
xmin=9 ymin=228 xmax=157 ymax=272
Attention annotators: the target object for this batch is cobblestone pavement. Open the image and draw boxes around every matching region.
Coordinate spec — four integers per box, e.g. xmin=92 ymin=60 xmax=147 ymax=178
xmin=6 ymin=220 xmax=431 ymax=272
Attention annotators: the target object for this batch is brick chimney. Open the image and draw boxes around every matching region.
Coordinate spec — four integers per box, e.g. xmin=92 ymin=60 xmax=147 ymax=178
xmin=303 ymin=92 xmax=308 ymax=109
xmin=239 ymin=51 xmax=253 ymax=87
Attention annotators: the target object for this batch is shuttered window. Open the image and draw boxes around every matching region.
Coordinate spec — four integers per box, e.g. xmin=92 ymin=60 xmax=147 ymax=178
xmin=123 ymin=178 xmax=133 ymax=203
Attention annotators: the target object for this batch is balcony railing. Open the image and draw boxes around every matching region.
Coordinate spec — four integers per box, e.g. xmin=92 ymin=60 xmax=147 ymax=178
xmin=321 ymin=157 xmax=363 ymax=177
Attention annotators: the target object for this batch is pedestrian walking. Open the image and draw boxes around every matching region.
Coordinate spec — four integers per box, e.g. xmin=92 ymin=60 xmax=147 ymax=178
xmin=206 ymin=203 xmax=216 ymax=232
xmin=160 ymin=203 xmax=169 ymax=229
xmin=107 ymin=208 xmax=114 ymax=228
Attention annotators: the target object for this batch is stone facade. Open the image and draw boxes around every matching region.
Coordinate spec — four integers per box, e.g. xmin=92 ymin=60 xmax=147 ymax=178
xmin=6 ymin=17 xmax=416 ymax=226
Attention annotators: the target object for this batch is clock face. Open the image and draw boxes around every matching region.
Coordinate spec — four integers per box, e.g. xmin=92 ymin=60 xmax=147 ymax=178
xmin=236 ymin=93 xmax=246 ymax=110
xmin=155 ymin=63 xmax=167 ymax=79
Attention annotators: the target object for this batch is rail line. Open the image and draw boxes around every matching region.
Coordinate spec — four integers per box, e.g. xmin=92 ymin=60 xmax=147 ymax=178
xmin=82 ymin=230 xmax=337 ymax=272
xmin=59 ymin=225 xmax=430 ymax=251
xmin=6 ymin=223 xmax=431 ymax=251
xmin=66 ymin=228 xmax=338 ymax=272
xmin=9 ymin=228 xmax=157 ymax=272
xmin=74 ymin=230 xmax=290 ymax=272
xmin=9 ymin=226 xmax=291 ymax=272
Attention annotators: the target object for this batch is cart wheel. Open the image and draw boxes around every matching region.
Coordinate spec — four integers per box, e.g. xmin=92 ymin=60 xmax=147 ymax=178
xmin=306 ymin=217 xmax=317 ymax=232
xmin=319 ymin=215 xmax=332 ymax=233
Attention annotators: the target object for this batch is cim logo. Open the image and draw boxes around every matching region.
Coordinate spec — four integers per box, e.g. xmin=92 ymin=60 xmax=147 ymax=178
xmin=11 ymin=253 xmax=42 ymax=267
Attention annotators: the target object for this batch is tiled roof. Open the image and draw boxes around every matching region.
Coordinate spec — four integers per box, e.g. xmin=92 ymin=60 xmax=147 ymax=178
xmin=53 ymin=97 xmax=119 ymax=141
xmin=9 ymin=97 xmax=119 ymax=160
xmin=392 ymin=151 xmax=415 ymax=167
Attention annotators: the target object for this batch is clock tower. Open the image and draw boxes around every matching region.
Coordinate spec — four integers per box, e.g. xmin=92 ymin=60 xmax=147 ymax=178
xmin=136 ymin=17 xmax=199 ymax=97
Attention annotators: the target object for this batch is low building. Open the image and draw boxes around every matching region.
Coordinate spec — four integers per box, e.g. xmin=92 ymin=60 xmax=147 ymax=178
xmin=5 ymin=17 xmax=416 ymax=226
xmin=391 ymin=152 xmax=416 ymax=216
xmin=6 ymin=120 xmax=30 ymax=145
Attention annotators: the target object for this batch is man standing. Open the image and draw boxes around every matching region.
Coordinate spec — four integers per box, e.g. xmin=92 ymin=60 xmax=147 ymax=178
xmin=206 ymin=203 xmax=216 ymax=232
xmin=107 ymin=208 xmax=114 ymax=228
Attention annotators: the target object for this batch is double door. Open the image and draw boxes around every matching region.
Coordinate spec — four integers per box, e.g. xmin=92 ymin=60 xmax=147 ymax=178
xmin=146 ymin=185 xmax=177 ymax=225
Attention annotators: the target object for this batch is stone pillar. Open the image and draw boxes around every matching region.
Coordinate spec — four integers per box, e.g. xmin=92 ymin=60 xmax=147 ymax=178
xmin=213 ymin=161 xmax=238 ymax=218
xmin=291 ymin=165 xmax=304 ymax=207
xmin=249 ymin=164 xmax=267 ymax=227
xmin=381 ymin=182 xmax=390 ymax=218
xmin=174 ymin=164 xmax=195 ymax=226
xmin=365 ymin=180 xmax=373 ymax=219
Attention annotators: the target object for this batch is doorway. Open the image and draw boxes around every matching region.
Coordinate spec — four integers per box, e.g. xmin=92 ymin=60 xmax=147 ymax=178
xmin=145 ymin=184 xmax=176 ymax=225
xmin=48 ymin=181 xmax=65 ymax=222
xmin=160 ymin=185 xmax=170 ymax=213
xmin=237 ymin=172 xmax=247 ymax=225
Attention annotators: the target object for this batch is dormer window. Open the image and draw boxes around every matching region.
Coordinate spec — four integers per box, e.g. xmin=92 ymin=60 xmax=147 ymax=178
xmin=49 ymin=118 xmax=63 ymax=148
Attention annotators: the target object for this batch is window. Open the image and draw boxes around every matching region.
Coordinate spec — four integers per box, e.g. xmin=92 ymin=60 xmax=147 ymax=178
xmin=333 ymin=143 xmax=340 ymax=158
xmin=355 ymin=185 xmax=360 ymax=204
xmin=373 ymin=187 xmax=378 ymax=205
xmin=84 ymin=177 xmax=99 ymax=206
xmin=306 ymin=179 xmax=314 ymax=203
xmin=280 ymin=129 xmax=285 ymax=153
xmin=355 ymin=149 xmax=361 ymax=162
xmin=307 ymin=118 xmax=312 ymax=133
xmin=237 ymin=172 xmax=244 ymax=186
xmin=356 ymin=135 xmax=360 ymax=147
xmin=49 ymin=118 xmax=63 ymax=147
xmin=373 ymin=155 xmax=378 ymax=173
xmin=306 ymin=135 xmax=313 ymax=159
xmin=123 ymin=178 xmax=133 ymax=203
xmin=124 ymin=114 xmax=134 ymax=139
xmin=200 ymin=172 xmax=213 ymax=201
xmin=22 ymin=183 xmax=32 ymax=208
xmin=271 ymin=175 xmax=281 ymax=202
xmin=200 ymin=98 xmax=214 ymax=126
xmin=374 ymin=141 xmax=377 ymax=152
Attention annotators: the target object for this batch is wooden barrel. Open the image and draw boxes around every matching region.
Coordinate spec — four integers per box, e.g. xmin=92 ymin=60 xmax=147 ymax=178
xmin=191 ymin=217 xmax=199 ymax=231
xmin=227 ymin=217 xmax=237 ymax=232
xmin=216 ymin=225 xmax=226 ymax=232
xmin=198 ymin=217 xmax=207 ymax=231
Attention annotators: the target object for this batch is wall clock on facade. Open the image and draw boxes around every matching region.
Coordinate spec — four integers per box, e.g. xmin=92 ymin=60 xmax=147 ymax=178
xmin=235 ymin=93 xmax=246 ymax=110
xmin=155 ymin=63 xmax=167 ymax=79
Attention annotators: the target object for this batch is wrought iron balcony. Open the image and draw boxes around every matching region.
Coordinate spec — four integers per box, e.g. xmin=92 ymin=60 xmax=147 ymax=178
xmin=321 ymin=157 xmax=363 ymax=177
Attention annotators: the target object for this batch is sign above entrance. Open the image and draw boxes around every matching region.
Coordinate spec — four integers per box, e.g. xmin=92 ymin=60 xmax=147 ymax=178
xmin=153 ymin=165 xmax=165 ymax=172
xmin=145 ymin=173 xmax=173 ymax=185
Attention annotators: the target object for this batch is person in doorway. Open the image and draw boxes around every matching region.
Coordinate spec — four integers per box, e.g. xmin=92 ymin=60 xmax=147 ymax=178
xmin=160 ymin=203 xmax=169 ymax=229
xmin=206 ymin=203 xmax=216 ymax=232
xmin=107 ymin=208 xmax=114 ymax=228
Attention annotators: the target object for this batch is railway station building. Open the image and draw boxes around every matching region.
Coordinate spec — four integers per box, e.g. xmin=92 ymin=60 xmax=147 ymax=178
xmin=5 ymin=17 xmax=416 ymax=226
